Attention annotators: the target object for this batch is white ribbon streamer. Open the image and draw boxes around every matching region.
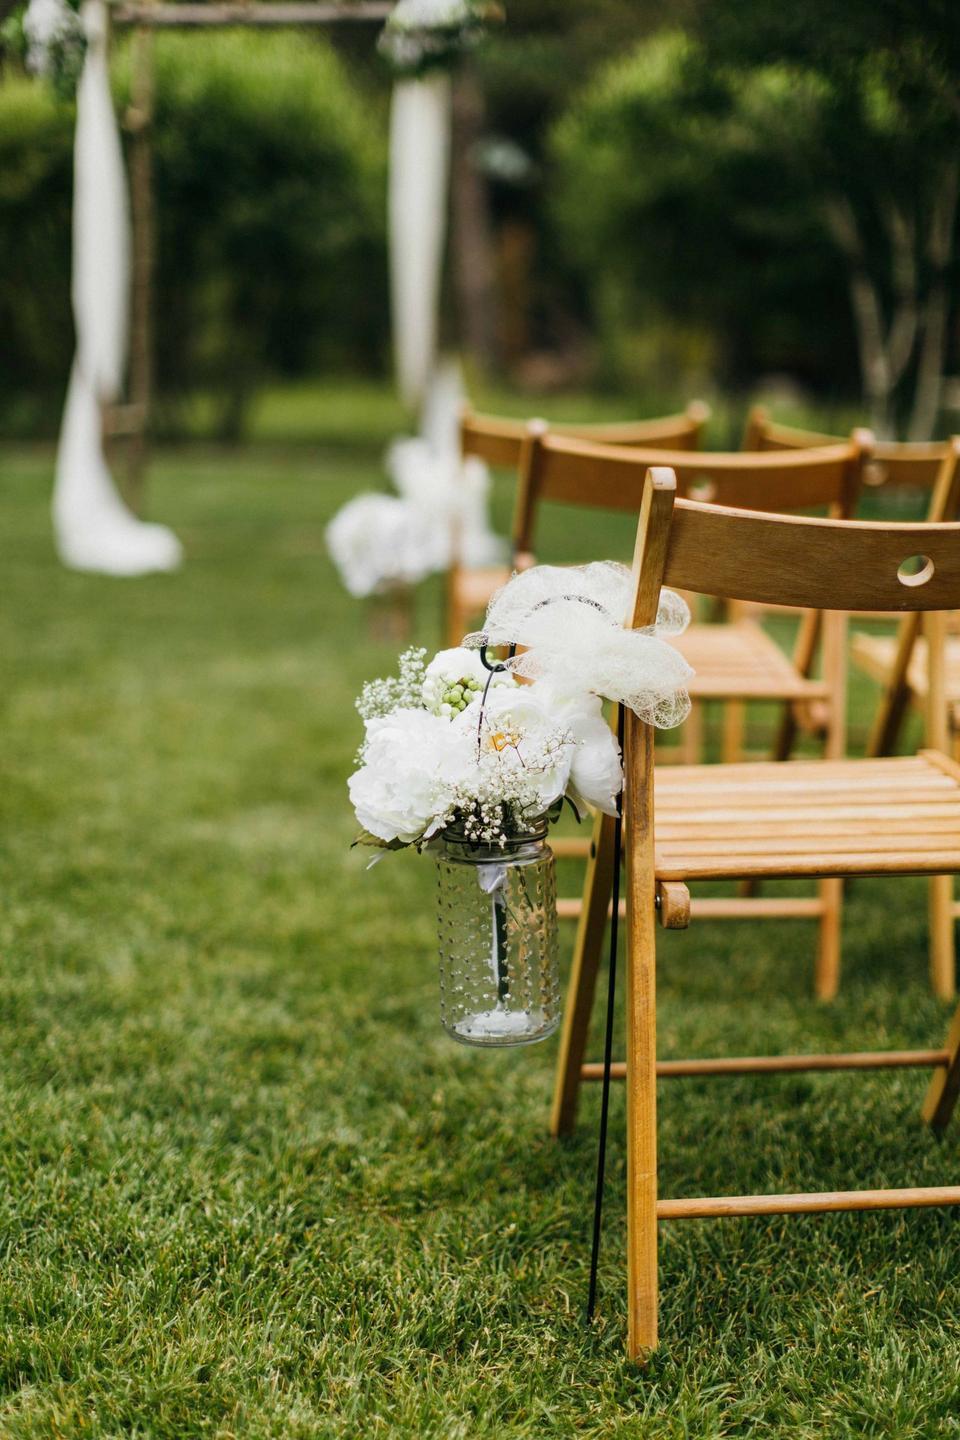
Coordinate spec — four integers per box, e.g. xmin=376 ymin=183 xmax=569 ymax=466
xmin=388 ymin=72 xmax=451 ymax=412
xmin=52 ymin=0 xmax=182 ymax=576
xmin=465 ymin=562 xmax=694 ymax=728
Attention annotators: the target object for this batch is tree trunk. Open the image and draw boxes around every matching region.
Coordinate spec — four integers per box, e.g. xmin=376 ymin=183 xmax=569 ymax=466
xmin=908 ymin=160 xmax=959 ymax=442
xmin=823 ymin=194 xmax=918 ymax=439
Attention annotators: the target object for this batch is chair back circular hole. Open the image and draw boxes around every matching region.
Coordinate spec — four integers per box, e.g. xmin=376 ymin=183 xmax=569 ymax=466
xmin=897 ymin=554 xmax=935 ymax=587
xmin=863 ymin=461 xmax=888 ymax=488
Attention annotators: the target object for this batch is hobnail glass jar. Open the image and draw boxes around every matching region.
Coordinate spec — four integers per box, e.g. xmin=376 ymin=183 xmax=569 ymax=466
xmin=435 ymin=818 xmax=560 ymax=1047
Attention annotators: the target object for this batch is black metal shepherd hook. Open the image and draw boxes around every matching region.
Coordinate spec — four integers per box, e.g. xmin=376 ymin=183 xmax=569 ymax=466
xmin=586 ymin=702 xmax=625 ymax=1325
xmin=476 ymin=644 xmax=514 ymax=752
xmin=478 ymin=643 xmax=512 ymax=674
xmin=479 ymin=634 xmax=622 ymax=1322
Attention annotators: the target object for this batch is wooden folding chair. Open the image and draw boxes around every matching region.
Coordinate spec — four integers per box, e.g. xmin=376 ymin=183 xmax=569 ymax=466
xmin=848 ymin=441 xmax=960 ymax=1000
xmin=745 ymin=411 xmax=960 ymax=757
xmin=748 ymin=412 xmax=960 ymax=998
xmin=526 ymin=430 xmax=870 ymax=770
xmin=553 ymin=463 xmax=960 ymax=1360
xmin=745 ymin=407 xmax=955 ymax=497
xmin=517 ymin=430 xmax=869 ymax=998
xmin=445 ymin=402 xmax=710 ymax=648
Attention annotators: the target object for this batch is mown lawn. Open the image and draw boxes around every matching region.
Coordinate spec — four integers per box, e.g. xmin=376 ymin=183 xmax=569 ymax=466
xmin=2 ymin=408 xmax=960 ymax=1437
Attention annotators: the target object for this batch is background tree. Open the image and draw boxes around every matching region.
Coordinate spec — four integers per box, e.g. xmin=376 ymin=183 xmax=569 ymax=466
xmin=692 ymin=0 xmax=960 ymax=437
xmin=551 ymin=33 xmax=856 ymax=403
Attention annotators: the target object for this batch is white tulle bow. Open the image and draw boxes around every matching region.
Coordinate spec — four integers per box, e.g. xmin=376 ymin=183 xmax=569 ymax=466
xmin=464 ymin=562 xmax=694 ymax=729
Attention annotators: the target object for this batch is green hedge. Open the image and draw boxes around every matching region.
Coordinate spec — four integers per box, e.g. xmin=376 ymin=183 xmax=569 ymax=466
xmin=0 ymin=78 xmax=74 ymax=434
xmin=0 ymin=33 xmax=388 ymax=438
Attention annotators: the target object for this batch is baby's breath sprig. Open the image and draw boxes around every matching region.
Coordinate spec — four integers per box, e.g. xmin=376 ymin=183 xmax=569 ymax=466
xmin=442 ymin=718 xmax=575 ymax=846
xmin=356 ymin=646 xmax=428 ymax=722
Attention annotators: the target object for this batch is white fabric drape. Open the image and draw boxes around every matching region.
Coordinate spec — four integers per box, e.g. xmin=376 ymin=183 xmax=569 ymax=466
xmin=53 ymin=0 xmax=182 ymax=575
xmin=388 ymin=72 xmax=451 ymax=412
xmin=389 ymin=359 xmax=504 ymax=569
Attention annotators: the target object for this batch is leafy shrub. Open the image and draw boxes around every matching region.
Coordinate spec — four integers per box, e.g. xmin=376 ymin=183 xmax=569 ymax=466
xmin=0 ymin=33 xmax=388 ymax=437
xmin=0 ymin=77 xmax=74 ymax=432
xmin=550 ymin=32 xmax=856 ymax=396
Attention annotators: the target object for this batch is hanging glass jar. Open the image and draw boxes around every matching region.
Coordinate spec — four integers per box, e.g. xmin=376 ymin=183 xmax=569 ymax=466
xmin=435 ymin=817 xmax=560 ymax=1046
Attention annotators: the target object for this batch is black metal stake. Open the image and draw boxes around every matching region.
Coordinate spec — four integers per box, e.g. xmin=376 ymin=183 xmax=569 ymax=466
xmin=586 ymin=703 xmax=626 ymax=1324
xmin=478 ymin=635 xmax=625 ymax=1319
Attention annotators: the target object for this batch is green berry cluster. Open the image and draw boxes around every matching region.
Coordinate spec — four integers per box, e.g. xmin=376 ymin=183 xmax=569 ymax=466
xmin=440 ymin=674 xmax=483 ymax=716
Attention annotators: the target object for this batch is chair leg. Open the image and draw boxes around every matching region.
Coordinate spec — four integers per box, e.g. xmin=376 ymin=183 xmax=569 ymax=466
xmin=721 ymin=700 xmax=745 ymax=764
xmin=774 ymin=700 xmax=799 ymax=763
xmin=624 ymin=721 xmax=659 ymax=1361
xmin=625 ymin=906 xmax=659 ymax=1360
xmin=922 ymin=1002 xmax=960 ymax=1132
xmin=867 ymin=678 xmax=913 ymax=759
xmin=814 ymin=878 xmax=843 ymax=1001
xmin=550 ymin=810 xmax=616 ymax=1138
xmin=929 ymin=875 xmax=956 ymax=1000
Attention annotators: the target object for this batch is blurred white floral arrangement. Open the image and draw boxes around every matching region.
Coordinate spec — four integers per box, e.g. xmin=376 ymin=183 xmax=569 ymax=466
xmin=325 ymin=365 xmax=505 ymax=600
xmin=378 ymin=0 xmax=498 ymax=78
xmin=7 ymin=0 xmax=85 ymax=95
xmin=349 ymin=643 xmax=623 ymax=853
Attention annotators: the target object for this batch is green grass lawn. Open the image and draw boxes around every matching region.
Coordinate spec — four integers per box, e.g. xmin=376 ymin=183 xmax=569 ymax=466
xmin=3 ymin=413 xmax=960 ymax=1437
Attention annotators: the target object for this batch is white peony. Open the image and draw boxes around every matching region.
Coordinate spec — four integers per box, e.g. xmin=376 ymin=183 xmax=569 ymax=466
xmin=538 ymin=684 xmax=623 ymax=816
xmin=349 ymin=708 xmax=472 ymax=844
xmin=463 ymin=683 xmax=575 ymax=815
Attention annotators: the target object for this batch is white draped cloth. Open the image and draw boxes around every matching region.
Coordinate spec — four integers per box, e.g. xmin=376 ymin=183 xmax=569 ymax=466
xmin=53 ymin=0 xmax=182 ymax=575
xmin=388 ymin=72 xmax=451 ymax=412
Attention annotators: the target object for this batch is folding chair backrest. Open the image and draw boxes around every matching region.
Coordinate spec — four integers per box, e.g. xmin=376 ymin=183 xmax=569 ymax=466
xmin=745 ymin=405 xmax=957 ymax=501
xmin=630 ymin=470 xmax=960 ymax=627
xmin=516 ymin=430 xmax=868 ymax=555
xmin=460 ymin=401 xmax=709 ymax=472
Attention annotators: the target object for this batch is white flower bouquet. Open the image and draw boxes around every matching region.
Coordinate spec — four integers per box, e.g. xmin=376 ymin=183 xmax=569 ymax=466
xmin=13 ymin=0 xmax=85 ymax=96
xmin=349 ymin=639 xmax=621 ymax=1046
xmin=347 ymin=562 xmax=692 ymax=1046
xmin=349 ymin=644 xmax=622 ymax=855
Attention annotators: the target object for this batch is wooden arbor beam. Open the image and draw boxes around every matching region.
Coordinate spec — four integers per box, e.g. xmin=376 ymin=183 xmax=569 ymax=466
xmin=112 ymin=2 xmax=394 ymax=25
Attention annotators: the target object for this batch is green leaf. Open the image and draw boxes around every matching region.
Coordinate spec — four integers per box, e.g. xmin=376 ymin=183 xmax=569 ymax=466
xmin=351 ymin=829 xmax=408 ymax=852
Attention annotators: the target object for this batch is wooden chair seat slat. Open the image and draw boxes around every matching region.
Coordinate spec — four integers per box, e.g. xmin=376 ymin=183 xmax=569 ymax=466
xmin=655 ymin=754 xmax=960 ymax=880
xmin=674 ymin=619 xmax=827 ymax=701
xmin=852 ymin=631 xmax=960 ymax=703
xmin=656 ymin=815 xmax=960 ymax=839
